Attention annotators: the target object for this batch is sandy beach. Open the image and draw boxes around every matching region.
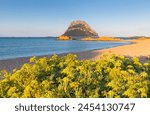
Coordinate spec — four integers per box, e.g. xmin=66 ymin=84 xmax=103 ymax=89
xmin=0 ymin=39 xmax=150 ymax=72
xmin=86 ymin=39 xmax=150 ymax=60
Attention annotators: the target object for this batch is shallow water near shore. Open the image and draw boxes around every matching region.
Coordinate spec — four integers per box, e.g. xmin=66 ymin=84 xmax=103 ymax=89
xmin=0 ymin=37 xmax=130 ymax=60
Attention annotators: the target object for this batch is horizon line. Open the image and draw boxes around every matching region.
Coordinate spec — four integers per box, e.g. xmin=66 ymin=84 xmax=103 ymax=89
xmin=0 ymin=35 xmax=149 ymax=38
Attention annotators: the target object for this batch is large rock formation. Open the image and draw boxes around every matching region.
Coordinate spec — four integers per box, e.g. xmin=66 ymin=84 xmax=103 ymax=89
xmin=63 ymin=20 xmax=98 ymax=37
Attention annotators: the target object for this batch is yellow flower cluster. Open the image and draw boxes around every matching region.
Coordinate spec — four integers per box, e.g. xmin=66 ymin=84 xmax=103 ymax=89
xmin=0 ymin=54 xmax=149 ymax=98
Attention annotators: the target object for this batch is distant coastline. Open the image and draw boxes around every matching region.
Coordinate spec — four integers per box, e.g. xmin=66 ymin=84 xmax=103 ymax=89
xmin=0 ymin=37 xmax=130 ymax=60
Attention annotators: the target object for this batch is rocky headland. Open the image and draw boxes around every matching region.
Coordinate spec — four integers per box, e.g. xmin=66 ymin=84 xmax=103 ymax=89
xmin=62 ymin=20 xmax=98 ymax=38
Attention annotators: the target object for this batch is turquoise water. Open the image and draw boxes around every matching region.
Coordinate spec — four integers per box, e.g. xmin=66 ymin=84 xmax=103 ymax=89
xmin=0 ymin=37 xmax=130 ymax=60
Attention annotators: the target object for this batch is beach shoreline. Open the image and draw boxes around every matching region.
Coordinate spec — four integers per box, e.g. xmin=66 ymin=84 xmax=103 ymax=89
xmin=0 ymin=49 xmax=102 ymax=72
xmin=0 ymin=39 xmax=150 ymax=72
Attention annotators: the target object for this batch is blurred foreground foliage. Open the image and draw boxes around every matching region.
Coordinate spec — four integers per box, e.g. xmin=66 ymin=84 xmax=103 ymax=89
xmin=0 ymin=54 xmax=150 ymax=98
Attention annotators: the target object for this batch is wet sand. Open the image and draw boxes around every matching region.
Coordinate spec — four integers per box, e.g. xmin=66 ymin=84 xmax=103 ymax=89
xmin=0 ymin=50 xmax=99 ymax=72
xmin=0 ymin=39 xmax=150 ymax=72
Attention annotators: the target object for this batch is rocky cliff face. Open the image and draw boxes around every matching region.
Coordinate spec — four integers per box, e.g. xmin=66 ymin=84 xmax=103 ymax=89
xmin=63 ymin=20 xmax=98 ymax=37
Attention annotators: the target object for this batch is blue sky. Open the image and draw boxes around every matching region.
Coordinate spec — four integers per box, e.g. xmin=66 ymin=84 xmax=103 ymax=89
xmin=0 ymin=0 xmax=150 ymax=37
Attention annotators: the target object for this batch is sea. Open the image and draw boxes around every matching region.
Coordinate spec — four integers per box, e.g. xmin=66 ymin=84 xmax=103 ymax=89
xmin=0 ymin=37 xmax=131 ymax=60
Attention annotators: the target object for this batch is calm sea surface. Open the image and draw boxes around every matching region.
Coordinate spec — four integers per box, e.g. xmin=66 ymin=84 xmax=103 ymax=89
xmin=0 ymin=37 xmax=130 ymax=60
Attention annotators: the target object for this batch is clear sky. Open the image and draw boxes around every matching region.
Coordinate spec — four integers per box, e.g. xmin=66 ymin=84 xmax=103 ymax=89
xmin=0 ymin=0 xmax=150 ymax=37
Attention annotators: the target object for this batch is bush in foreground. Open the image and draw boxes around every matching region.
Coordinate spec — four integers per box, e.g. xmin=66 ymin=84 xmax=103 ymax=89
xmin=0 ymin=54 xmax=150 ymax=98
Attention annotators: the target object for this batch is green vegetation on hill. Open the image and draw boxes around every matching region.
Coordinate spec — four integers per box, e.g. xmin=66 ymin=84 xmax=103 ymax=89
xmin=128 ymin=36 xmax=150 ymax=40
xmin=0 ymin=54 xmax=150 ymax=98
